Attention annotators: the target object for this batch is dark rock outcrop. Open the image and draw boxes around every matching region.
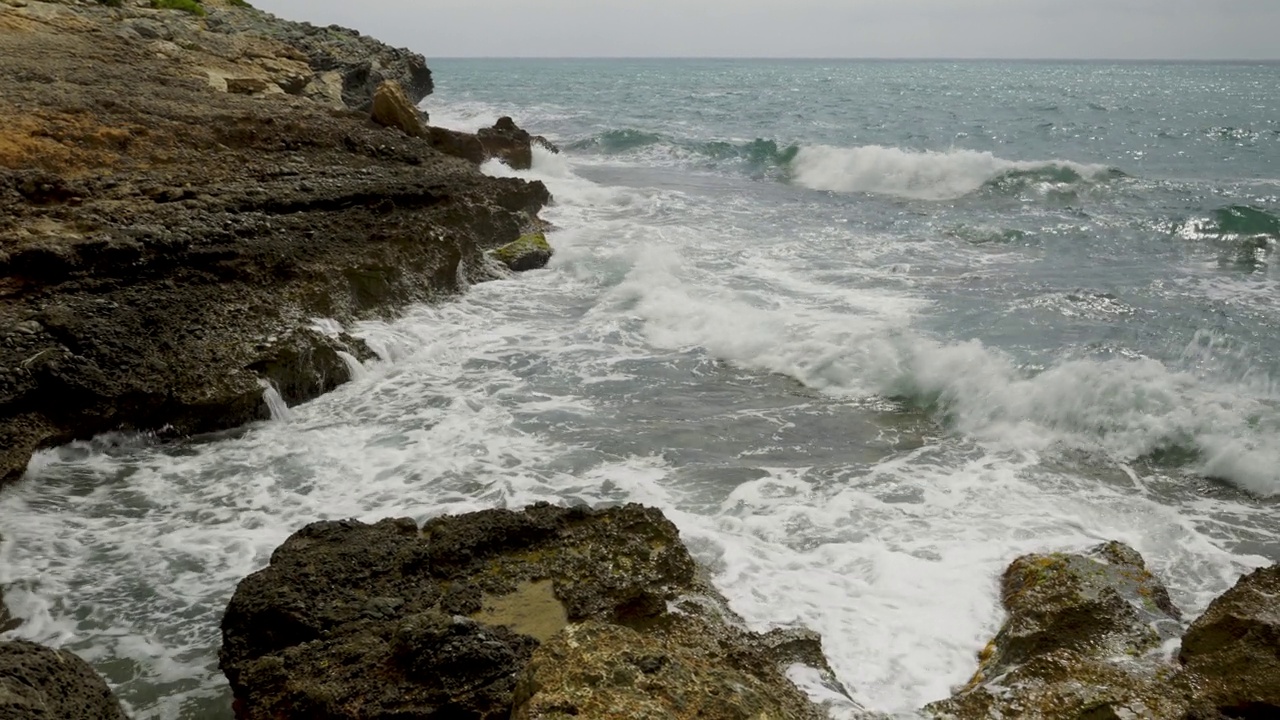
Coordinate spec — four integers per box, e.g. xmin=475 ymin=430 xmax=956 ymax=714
xmin=927 ymin=542 xmax=1189 ymax=719
xmin=1180 ymin=564 xmax=1280 ymax=718
xmin=475 ymin=117 xmax=560 ymax=171
xmin=427 ymin=118 xmax=561 ymax=171
xmin=0 ymin=0 xmax=551 ymax=486
xmin=220 ymin=504 xmax=831 ymax=720
xmin=0 ymin=640 xmax=127 ymax=720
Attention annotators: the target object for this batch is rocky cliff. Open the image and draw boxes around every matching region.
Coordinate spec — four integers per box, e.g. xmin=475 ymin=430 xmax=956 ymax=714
xmin=0 ymin=0 xmax=551 ymax=486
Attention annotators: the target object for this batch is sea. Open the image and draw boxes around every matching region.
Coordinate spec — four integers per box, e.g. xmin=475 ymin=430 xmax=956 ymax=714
xmin=1 ymin=59 xmax=1278 ymax=719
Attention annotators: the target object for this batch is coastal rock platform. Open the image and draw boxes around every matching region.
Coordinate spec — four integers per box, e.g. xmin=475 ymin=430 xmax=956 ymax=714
xmin=0 ymin=0 xmax=551 ymax=487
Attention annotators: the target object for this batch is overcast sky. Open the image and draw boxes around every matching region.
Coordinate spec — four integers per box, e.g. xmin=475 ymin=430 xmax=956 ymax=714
xmin=251 ymin=0 xmax=1280 ymax=60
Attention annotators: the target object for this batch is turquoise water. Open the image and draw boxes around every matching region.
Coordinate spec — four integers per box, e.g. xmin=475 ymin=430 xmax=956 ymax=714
xmin=1 ymin=60 xmax=1278 ymax=719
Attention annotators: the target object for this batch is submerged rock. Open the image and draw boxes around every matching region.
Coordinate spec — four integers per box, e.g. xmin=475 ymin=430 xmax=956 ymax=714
xmin=492 ymin=232 xmax=554 ymax=272
xmin=0 ymin=640 xmax=127 ymax=720
xmin=221 ymin=504 xmax=832 ymax=720
xmin=927 ymin=542 xmax=1188 ymax=719
xmin=1180 ymin=564 xmax=1280 ymax=717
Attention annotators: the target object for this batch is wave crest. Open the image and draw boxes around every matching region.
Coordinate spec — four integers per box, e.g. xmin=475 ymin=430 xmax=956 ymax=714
xmin=789 ymin=144 xmax=1119 ymax=200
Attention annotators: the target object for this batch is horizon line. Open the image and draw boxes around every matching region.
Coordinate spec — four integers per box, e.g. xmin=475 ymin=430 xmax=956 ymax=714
xmin=424 ymin=56 xmax=1280 ymax=64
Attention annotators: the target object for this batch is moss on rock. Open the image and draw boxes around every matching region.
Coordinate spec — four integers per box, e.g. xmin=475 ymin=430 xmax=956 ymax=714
xmin=492 ymin=232 xmax=554 ymax=272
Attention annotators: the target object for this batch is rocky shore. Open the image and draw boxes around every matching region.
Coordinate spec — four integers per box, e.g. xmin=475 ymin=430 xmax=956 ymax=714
xmin=0 ymin=0 xmax=554 ymax=488
xmin=2 ymin=3 xmax=1278 ymax=720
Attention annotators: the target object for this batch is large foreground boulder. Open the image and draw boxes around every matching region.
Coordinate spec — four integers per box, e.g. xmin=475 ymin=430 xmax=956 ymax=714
xmin=0 ymin=640 xmax=127 ymax=720
xmin=221 ymin=504 xmax=830 ymax=720
xmin=1180 ymin=564 xmax=1280 ymax=717
xmin=927 ymin=542 xmax=1189 ymax=719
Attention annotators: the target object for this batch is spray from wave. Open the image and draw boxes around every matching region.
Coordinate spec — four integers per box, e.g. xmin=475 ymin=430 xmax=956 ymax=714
xmin=607 ymin=246 xmax=1280 ymax=497
xmin=789 ymin=145 xmax=1119 ymax=200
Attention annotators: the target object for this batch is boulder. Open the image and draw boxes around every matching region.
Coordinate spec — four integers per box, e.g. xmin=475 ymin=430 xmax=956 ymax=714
xmin=1180 ymin=564 xmax=1280 ymax=717
xmin=0 ymin=640 xmax=127 ymax=720
xmin=927 ymin=542 xmax=1188 ymax=719
xmin=476 ymin=117 xmax=560 ymax=171
xmin=370 ymin=80 xmax=427 ymax=138
xmin=492 ymin=232 xmax=554 ymax=272
xmin=221 ymin=504 xmax=831 ymax=720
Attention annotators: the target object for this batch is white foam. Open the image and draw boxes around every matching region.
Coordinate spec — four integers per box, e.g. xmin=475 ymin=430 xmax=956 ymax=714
xmin=259 ymin=380 xmax=292 ymax=422
xmin=790 ymin=144 xmax=1112 ymax=200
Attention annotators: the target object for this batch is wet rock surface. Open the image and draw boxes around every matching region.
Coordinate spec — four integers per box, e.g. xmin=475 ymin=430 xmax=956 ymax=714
xmin=0 ymin=0 xmax=552 ymax=486
xmin=220 ymin=503 xmax=831 ymax=720
xmin=927 ymin=542 xmax=1189 ymax=719
xmin=493 ymin=231 xmax=555 ymax=272
xmin=1180 ymin=564 xmax=1280 ymax=718
xmin=927 ymin=545 xmax=1280 ymax=720
xmin=0 ymin=640 xmax=127 ymax=720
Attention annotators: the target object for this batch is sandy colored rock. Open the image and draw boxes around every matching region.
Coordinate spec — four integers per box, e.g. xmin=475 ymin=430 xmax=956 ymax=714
xmin=371 ymin=79 xmax=427 ymax=137
xmin=224 ymin=76 xmax=270 ymax=95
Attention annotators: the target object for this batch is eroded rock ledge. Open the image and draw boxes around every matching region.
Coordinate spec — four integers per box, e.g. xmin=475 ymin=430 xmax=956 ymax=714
xmin=219 ymin=503 xmax=836 ymax=720
xmin=0 ymin=0 xmax=554 ymax=486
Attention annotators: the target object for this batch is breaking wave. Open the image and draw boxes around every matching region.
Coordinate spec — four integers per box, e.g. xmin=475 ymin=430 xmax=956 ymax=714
xmin=789 ymin=144 xmax=1120 ymax=200
xmin=567 ymin=128 xmax=1120 ymax=200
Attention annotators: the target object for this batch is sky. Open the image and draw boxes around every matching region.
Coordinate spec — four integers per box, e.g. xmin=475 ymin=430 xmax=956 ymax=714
xmin=250 ymin=0 xmax=1280 ymax=60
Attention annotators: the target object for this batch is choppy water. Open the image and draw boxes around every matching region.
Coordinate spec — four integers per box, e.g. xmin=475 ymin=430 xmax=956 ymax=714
xmin=2 ymin=60 xmax=1279 ymax=719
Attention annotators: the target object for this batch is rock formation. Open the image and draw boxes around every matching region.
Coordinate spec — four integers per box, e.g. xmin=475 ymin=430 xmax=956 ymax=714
xmin=220 ymin=503 xmax=833 ymax=720
xmin=927 ymin=545 xmax=1280 ymax=720
xmin=0 ymin=0 xmax=553 ymax=486
xmin=927 ymin=541 xmax=1188 ymax=719
xmin=493 ymin=232 xmax=554 ymax=271
xmin=0 ymin=640 xmax=128 ymax=720
xmin=1180 ymin=564 xmax=1280 ymax=718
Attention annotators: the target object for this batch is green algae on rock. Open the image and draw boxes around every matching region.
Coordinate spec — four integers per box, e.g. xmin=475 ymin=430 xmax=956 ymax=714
xmin=493 ymin=232 xmax=554 ymax=272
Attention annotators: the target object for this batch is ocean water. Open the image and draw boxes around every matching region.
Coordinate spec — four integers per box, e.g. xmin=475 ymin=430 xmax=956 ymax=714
xmin=2 ymin=59 xmax=1279 ymax=718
